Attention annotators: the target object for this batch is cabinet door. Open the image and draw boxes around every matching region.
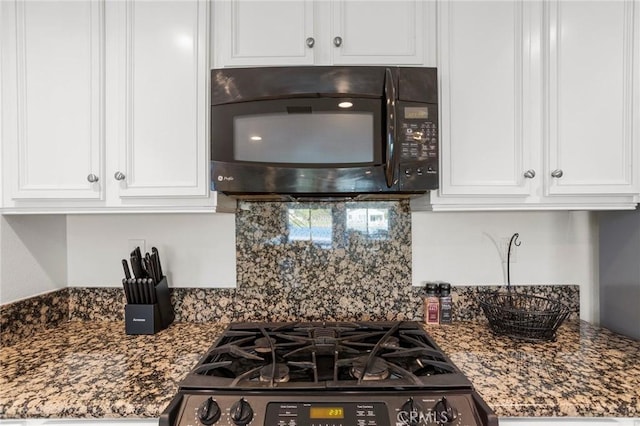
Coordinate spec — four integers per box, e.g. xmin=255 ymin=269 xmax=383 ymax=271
xmin=109 ymin=0 xmax=209 ymax=199
xmin=1 ymin=0 xmax=105 ymax=201
xmin=546 ymin=0 xmax=639 ymax=196
xmin=436 ymin=0 xmax=539 ymax=197
xmin=330 ymin=0 xmax=434 ymax=65
xmin=211 ymin=0 xmax=315 ymax=67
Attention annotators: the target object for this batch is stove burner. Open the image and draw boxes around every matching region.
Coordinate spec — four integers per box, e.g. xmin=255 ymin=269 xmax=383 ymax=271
xmin=260 ymin=363 xmax=290 ymax=383
xmin=350 ymin=356 xmax=390 ymax=381
xmin=254 ymin=337 xmax=276 ymax=353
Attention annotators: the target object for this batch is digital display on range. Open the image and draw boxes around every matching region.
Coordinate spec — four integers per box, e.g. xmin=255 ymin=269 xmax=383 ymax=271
xmin=309 ymin=407 xmax=344 ymax=419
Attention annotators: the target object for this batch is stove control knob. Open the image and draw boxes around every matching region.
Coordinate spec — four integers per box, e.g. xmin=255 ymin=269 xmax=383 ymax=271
xmin=197 ymin=397 xmax=221 ymax=425
xmin=434 ymin=397 xmax=458 ymax=424
xmin=400 ymin=397 xmax=421 ymax=426
xmin=230 ymin=397 xmax=254 ymax=426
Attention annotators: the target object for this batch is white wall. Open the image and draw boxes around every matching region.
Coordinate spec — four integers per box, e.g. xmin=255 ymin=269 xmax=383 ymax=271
xmin=66 ymin=213 xmax=236 ymax=288
xmin=412 ymin=210 xmax=598 ymax=321
xmin=2 ymin=210 xmax=599 ymax=322
xmin=0 ymin=215 xmax=68 ymax=304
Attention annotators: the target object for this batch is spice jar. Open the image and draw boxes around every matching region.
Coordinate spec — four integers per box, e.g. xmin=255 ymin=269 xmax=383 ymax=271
xmin=438 ymin=282 xmax=453 ymax=324
xmin=423 ymin=282 xmax=440 ymax=325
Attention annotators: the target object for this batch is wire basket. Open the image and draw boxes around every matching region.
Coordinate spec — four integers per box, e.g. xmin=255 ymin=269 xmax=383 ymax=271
xmin=478 ymin=291 xmax=571 ymax=342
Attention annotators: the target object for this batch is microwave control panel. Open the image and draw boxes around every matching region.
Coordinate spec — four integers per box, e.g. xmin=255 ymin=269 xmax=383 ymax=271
xmin=397 ymin=103 xmax=438 ymax=190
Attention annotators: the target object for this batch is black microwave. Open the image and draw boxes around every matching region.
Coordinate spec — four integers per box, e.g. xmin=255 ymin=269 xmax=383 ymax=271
xmin=210 ymin=66 xmax=438 ymax=200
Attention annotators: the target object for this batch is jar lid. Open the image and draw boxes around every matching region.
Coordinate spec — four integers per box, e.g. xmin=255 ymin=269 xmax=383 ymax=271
xmin=438 ymin=282 xmax=451 ymax=295
xmin=425 ymin=283 xmax=439 ymax=295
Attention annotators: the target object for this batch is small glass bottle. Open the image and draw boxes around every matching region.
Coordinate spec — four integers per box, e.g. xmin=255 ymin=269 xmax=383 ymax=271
xmin=424 ymin=282 xmax=440 ymax=325
xmin=438 ymin=282 xmax=453 ymax=324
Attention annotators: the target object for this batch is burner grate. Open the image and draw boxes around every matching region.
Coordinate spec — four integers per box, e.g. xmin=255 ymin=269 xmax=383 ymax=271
xmin=187 ymin=321 xmax=464 ymax=390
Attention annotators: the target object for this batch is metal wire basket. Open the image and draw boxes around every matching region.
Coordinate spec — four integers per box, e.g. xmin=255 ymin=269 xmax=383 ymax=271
xmin=479 ymin=291 xmax=571 ymax=342
xmin=479 ymin=233 xmax=571 ymax=342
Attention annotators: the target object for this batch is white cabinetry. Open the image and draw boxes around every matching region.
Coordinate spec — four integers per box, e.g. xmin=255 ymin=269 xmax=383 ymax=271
xmin=106 ymin=0 xmax=214 ymax=207
xmin=435 ymin=0 xmax=536 ymax=198
xmin=0 ymin=0 xmax=105 ymax=202
xmin=546 ymin=0 xmax=637 ymax=197
xmin=211 ymin=0 xmax=435 ymax=67
xmin=212 ymin=0 xmax=315 ymax=66
xmin=423 ymin=0 xmax=640 ymax=211
xmin=0 ymin=0 xmax=231 ymax=214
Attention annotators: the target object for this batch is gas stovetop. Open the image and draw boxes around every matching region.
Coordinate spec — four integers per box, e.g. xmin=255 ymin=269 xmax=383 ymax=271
xmin=160 ymin=321 xmax=498 ymax=426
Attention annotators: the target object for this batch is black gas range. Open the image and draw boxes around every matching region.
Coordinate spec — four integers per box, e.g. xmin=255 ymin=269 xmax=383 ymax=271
xmin=160 ymin=321 xmax=497 ymax=426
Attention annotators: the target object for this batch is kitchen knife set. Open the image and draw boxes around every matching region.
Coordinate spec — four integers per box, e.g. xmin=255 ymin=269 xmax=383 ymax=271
xmin=122 ymin=246 xmax=174 ymax=335
xmin=122 ymin=246 xmax=163 ymax=305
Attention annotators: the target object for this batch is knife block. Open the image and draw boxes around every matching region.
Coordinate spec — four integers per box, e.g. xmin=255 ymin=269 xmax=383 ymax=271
xmin=125 ymin=277 xmax=174 ymax=335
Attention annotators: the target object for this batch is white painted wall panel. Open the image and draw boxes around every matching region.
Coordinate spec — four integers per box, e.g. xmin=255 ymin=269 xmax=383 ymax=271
xmin=412 ymin=210 xmax=598 ymax=321
xmin=0 ymin=215 xmax=68 ymax=304
xmin=66 ymin=214 xmax=236 ymax=288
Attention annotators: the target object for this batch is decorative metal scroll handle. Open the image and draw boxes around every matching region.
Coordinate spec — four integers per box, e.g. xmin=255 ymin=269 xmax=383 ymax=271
xmin=507 ymin=233 xmax=521 ymax=290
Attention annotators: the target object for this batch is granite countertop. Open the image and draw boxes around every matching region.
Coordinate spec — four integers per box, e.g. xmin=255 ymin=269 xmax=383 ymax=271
xmin=0 ymin=321 xmax=225 ymax=419
xmin=1 ymin=319 xmax=640 ymax=420
xmin=428 ymin=320 xmax=640 ymax=418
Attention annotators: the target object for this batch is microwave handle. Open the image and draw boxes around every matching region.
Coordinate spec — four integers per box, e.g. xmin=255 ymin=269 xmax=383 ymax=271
xmin=384 ymin=68 xmax=397 ymax=188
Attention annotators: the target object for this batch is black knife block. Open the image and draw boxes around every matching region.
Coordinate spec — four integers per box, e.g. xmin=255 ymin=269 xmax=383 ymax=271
xmin=125 ymin=277 xmax=174 ymax=335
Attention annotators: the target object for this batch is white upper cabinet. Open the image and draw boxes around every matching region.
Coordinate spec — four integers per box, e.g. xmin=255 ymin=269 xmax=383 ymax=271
xmin=329 ymin=0 xmax=431 ymax=65
xmin=211 ymin=0 xmax=436 ymax=67
xmin=546 ymin=0 xmax=638 ymax=197
xmin=426 ymin=0 xmax=640 ymax=211
xmin=1 ymin=0 xmax=230 ymax=213
xmin=108 ymin=0 xmax=210 ymax=200
xmin=436 ymin=0 xmax=535 ymax=197
xmin=212 ymin=0 xmax=315 ymax=66
xmin=0 ymin=0 xmax=105 ymax=201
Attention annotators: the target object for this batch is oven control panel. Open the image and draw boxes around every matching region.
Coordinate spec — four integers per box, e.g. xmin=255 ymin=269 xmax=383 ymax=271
xmin=162 ymin=392 xmax=494 ymax=426
xmin=265 ymin=401 xmax=389 ymax=426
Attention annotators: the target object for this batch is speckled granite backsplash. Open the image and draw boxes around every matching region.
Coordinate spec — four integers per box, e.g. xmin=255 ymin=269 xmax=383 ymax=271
xmin=2 ymin=199 xmax=581 ymax=346
xmin=234 ymin=200 xmax=413 ymax=320
xmin=1 ymin=285 xmax=580 ymax=346
xmin=0 ymin=289 xmax=70 ymax=346
xmin=56 ymin=284 xmax=577 ymax=323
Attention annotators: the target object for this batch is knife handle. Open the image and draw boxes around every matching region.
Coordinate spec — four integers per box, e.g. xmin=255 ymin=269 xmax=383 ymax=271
xmin=129 ymin=278 xmax=142 ymax=305
xmin=122 ymin=259 xmax=131 ymax=280
xmin=152 ymin=247 xmax=163 ymax=279
xmin=122 ymin=278 xmax=132 ymax=304
xmin=142 ymin=280 xmax=148 ymax=303
xmin=137 ymin=278 xmax=147 ymax=304
xmin=150 ymin=280 xmax=157 ymax=304
xmin=144 ymin=255 xmax=155 ymax=283
xmin=130 ymin=251 xmax=145 ymax=279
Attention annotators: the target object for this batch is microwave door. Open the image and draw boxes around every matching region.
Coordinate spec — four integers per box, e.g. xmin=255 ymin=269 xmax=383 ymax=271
xmin=384 ymin=68 xmax=397 ymax=188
